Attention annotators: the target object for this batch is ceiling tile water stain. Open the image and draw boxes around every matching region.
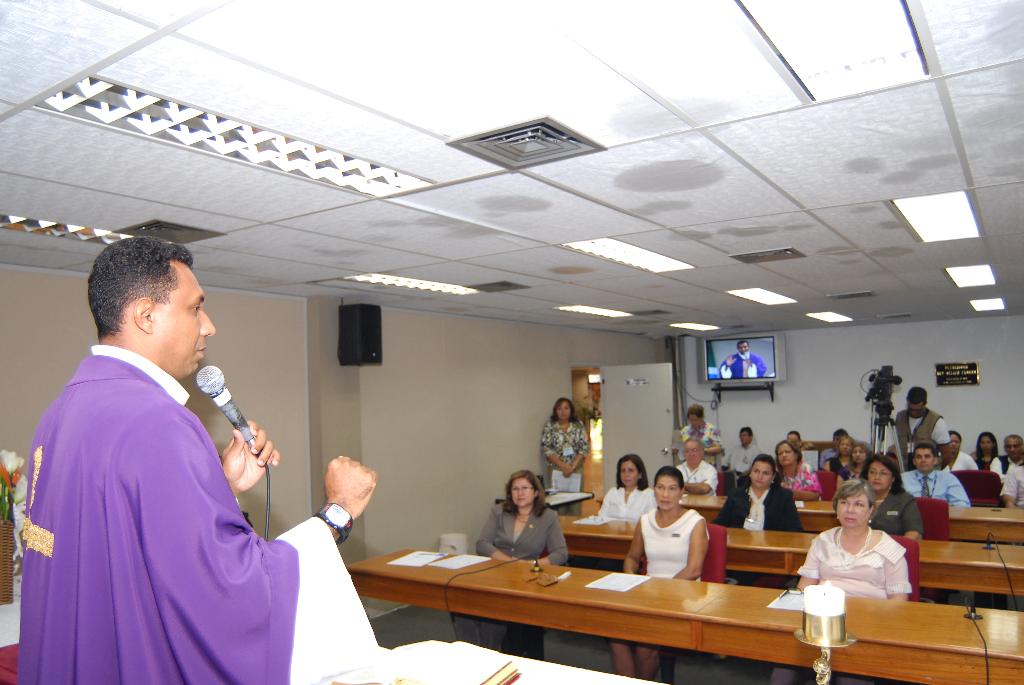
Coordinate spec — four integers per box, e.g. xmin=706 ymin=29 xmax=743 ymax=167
xmin=477 ymin=195 xmax=552 ymax=213
xmin=614 ymin=159 xmax=725 ymax=192
xmin=550 ymin=265 xmax=594 ymax=275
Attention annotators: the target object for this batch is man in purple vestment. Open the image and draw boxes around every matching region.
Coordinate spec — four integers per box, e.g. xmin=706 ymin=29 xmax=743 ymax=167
xmin=19 ymin=238 xmax=378 ymax=684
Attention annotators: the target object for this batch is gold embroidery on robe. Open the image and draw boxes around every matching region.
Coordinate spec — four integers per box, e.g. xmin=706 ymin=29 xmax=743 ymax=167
xmin=24 ymin=445 xmax=54 ymax=558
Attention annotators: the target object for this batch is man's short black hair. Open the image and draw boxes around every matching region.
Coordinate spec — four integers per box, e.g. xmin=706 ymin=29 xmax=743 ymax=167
xmin=913 ymin=441 xmax=937 ymax=458
xmin=906 ymin=386 xmax=928 ymax=404
xmin=832 ymin=428 xmax=848 ymax=439
xmin=88 ymin=237 xmax=194 ymax=338
xmin=739 ymin=426 xmax=753 ymax=437
xmin=737 ymin=339 xmax=749 ymax=347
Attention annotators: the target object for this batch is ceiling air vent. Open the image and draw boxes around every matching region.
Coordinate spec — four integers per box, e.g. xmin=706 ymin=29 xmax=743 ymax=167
xmin=828 ymin=290 xmax=875 ymax=300
xmin=876 ymin=312 xmax=912 ymax=320
xmin=729 ymin=247 xmax=805 ymax=264
xmin=448 ymin=117 xmax=604 ymax=169
xmin=469 ymin=281 xmax=530 ymax=293
xmin=120 ymin=220 xmax=224 ymax=244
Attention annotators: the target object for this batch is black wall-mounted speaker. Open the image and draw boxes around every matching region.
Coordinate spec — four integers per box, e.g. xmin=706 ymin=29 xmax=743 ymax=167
xmin=338 ymin=304 xmax=382 ymax=366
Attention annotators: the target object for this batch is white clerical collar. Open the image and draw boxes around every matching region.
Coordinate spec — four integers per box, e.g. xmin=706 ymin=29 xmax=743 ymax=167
xmin=91 ymin=344 xmax=190 ymax=406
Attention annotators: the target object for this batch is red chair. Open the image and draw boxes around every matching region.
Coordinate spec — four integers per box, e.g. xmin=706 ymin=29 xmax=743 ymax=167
xmin=816 ymin=469 xmax=837 ymax=501
xmin=953 ymin=470 xmax=1003 ymax=507
xmin=891 ymin=535 xmax=921 ymax=602
xmin=715 ymin=470 xmax=725 ymax=496
xmin=916 ymin=497 xmax=950 ymax=540
xmin=702 ymin=523 xmax=728 ymax=583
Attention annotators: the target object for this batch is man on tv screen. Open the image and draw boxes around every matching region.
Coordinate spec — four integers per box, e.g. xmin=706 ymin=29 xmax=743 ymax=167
xmin=719 ymin=340 xmax=767 ymax=379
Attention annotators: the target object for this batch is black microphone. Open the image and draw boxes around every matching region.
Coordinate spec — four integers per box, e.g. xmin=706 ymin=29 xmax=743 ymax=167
xmin=195 ymin=365 xmax=256 ymax=449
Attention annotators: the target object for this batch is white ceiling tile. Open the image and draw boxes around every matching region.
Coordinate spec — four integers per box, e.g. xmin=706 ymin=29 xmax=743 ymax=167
xmin=672 ymin=212 xmax=845 ymax=255
xmin=386 ymin=262 xmax=552 ymax=290
xmin=0 ymin=110 xmax=363 ymax=222
xmin=613 ymin=230 xmax=737 ymax=268
xmin=581 ymin=272 xmax=708 ymax=301
xmin=179 ymin=1 xmax=686 ymax=146
xmin=0 ymin=103 xmax=11 ymax=115
xmin=532 ymin=132 xmax=799 ymax=227
xmin=812 ymin=203 xmax=919 ymax=249
xmin=188 ymin=244 xmax=352 ymax=284
xmin=199 ymin=224 xmax=440 ymax=272
xmin=866 ymin=238 xmax=990 ymax=272
xmin=100 ymin=36 xmax=496 ymax=184
xmin=466 ymin=245 xmax=649 ymax=283
xmin=395 ymin=174 xmax=658 ymax=243
xmin=93 ymin=0 xmax=224 ymax=27
xmin=947 ymin=62 xmax=1024 ymax=186
xmin=713 ymin=82 xmax=965 ymax=207
xmin=974 ymin=183 xmax=1024 ymax=237
xmin=571 ymin=0 xmax=802 ymax=126
xmin=922 ymin=0 xmax=1024 ymax=74
xmin=665 ymin=262 xmax=821 ymax=300
xmin=0 ymin=171 xmax=253 ymax=233
xmin=0 ymin=0 xmax=151 ymax=102
xmin=279 ymin=201 xmax=545 ymax=260
xmin=513 ymin=283 xmax=658 ymax=311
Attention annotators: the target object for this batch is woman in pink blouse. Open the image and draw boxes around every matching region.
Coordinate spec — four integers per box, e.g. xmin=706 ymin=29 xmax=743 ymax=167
xmin=775 ymin=440 xmax=822 ymax=501
xmin=771 ymin=479 xmax=910 ymax=685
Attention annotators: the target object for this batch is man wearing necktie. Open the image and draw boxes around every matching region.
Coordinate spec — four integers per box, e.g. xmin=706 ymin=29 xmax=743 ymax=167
xmin=901 ymin=442 xmax=970 ymax=507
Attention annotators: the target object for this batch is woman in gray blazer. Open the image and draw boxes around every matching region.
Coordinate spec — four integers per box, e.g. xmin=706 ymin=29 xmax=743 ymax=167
xmin=453 ymin=470 xmax=568 ymax=656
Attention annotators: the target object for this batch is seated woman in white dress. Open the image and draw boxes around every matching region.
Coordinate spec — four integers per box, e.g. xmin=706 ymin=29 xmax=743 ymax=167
xmin=598 ymin=453 xmax=656 ymax=522
xmin=609 ymin=466 xmax=708 ymax=680
xmin=771 ymin=479 xmax=910 ymax=685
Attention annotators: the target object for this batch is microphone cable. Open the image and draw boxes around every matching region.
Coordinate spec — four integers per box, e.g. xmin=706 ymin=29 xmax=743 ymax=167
xmin=968 ymin=611 xmax=989 ymax=685
xmin=263 ymin=461 xmax=271 ymax=539
xmin=443 ymin=557 xmax=532 ymax=633
xmin=985 ymin=532 xmax=1018 ymax=611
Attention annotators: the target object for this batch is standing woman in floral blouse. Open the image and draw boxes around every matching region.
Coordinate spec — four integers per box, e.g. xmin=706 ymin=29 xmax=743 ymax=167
xmin=541 ymin=397 xmax=590 ymax=494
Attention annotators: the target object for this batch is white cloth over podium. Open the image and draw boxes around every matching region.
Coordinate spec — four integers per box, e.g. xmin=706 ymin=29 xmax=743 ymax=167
xmin=279 ymin=518 xmax=383 ymax=685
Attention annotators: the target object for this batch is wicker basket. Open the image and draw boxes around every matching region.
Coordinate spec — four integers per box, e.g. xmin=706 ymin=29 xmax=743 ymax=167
xmin=0 ymin=520 xmax=13 ymax=605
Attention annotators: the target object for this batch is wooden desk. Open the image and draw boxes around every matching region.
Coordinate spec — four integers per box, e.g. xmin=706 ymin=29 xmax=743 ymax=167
xmin=679 ymin=495 xmax=1024 ymax=543
xmin=351 ymin=551 xmax=1024 ymax=685
xmin=560 ymin=517 xmax=1024 ymax=594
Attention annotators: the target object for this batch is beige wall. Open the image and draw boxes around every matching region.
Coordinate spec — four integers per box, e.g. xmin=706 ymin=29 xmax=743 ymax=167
xmin=0 ymin=266 xmax=310 ymax=536
xmin=2 ymin=266 xmax=663 ymax=558
xmin=332 ymin=308 xmax=663 ymax=560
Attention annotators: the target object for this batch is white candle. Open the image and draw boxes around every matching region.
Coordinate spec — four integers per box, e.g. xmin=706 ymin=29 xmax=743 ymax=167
xmin=804 ymin=581 xmax=845 ymax=617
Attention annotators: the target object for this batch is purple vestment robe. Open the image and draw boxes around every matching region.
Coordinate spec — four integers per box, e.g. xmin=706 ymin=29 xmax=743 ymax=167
xmin=19 ymin=356 xmax=299 ymax=684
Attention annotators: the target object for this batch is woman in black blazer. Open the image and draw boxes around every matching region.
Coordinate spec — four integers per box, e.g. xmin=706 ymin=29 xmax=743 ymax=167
xmin=714 ymin=454 xmax=803 ymax=532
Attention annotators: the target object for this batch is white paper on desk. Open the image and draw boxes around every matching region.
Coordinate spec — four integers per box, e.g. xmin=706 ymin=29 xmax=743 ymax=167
xmin=429 ymin=554 xmax=490 ymax=569
xmin=795 ymin=501 xmax=805 ymax=508
xmin=387 ymin=551 xmax=447 ymax=567
xmin=586 ymin=573 xmax=652 ymax=592
xmin=573 ymin=515 xmax=613 ymax=525
xmin=767 ymin=591 xmax=805 ymax=611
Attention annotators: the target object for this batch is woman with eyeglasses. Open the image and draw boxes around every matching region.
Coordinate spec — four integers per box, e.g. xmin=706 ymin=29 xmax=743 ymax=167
xmin=452 ymin=470 xmax=567 ymax=657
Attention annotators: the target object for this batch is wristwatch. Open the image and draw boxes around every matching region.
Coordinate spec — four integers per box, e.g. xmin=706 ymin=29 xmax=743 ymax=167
xmin=316 ymin=503 xmax=353 ymax=544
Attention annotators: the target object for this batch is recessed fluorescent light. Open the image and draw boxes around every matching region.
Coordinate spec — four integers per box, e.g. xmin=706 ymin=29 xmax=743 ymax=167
xmin=945 ymin=264 xmax=995 ymax=288
xmin=892 ymin=191 xmax=979 ymax=242
xmin=739 ymin=0 xmax=927 ymax=101
xmin=806 ymin=311 xmax=853 ymax=323
xmin=2 ymin=213 xmax=131 ymax=244
xmin=345 ymin=273 xmax=478 ymax=295
xmin=561 ymin=238 xmax=693 ymax=273
xmin=39 ymin=77 xmax=431 ymax=198
xmin=970 ymin=298 xmax=1005 ymax=312
xmin=670 ymin=323 xmax=721 ymax=331
xmin=727 ymin=288 xmax=796 ymax=305
xmin=556 ymin=305 xmax=632 ymax=318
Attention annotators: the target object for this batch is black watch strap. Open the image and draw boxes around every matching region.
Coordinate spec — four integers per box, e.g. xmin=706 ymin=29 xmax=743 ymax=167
xmin=316 ymin=503 xmax=353 ymax=544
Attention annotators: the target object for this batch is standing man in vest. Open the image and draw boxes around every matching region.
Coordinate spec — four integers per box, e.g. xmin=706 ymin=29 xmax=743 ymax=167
xmin=893 ymin=387 xmax=954 ymax=471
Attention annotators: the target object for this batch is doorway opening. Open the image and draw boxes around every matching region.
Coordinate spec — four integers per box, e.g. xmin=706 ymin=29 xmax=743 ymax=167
xmin=572 ymin=367 xmax=603 ymax=515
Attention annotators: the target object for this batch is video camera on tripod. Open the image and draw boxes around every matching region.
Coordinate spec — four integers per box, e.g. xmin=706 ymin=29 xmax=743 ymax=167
xmin=865 ymin=365 xmax=902 ymax=456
